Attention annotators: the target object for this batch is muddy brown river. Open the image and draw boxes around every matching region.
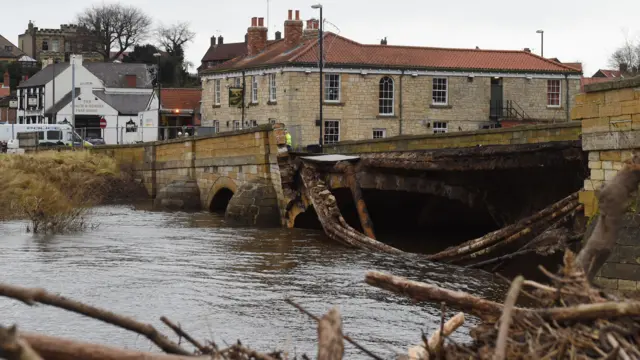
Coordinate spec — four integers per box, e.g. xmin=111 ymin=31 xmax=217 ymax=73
xmin=0 ymin=203 xmax=506 ymax=358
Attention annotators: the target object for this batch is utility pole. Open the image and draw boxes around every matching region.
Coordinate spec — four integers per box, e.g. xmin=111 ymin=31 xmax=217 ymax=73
xmin=312 ymin=4 xmax=324 ymax=147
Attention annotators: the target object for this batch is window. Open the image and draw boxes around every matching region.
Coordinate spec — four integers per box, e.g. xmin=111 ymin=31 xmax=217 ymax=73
xmin=37 ymin=131 xmax=44 ymax=140
xmin=373 ymin=128 xmax=386 ymax=139
xmin=433 ymin=121 xmax=448 ymax=134
xmin=432 ymin=78 xmax=448 ymax=105
xmin=250 ymin=120 xmax=258 ymax=127
xmin=324 ymin=74 xmax=340 ymax=102
xmin=65 ymin=41 xmax=71 ymax=52
xmin=547 ymin=80 xmax=561 ymax=107
xmin=379 ymin=77 xmax=394 ymax=115
xmin=51 ymin=39 xmax=59 ymax=52
xmin=323 ymin=120 xmax=340 ymax=144
xmin=234 ymin=77 xmax=241 ymax=87
xmin=42 ymin=40 xmax=49 ymax=51
xmin=251 ymin=76 xmax=258 ymax=103
xmin=233 ymin=120 xmax=240 ymax=130
xmin=269 ymin=74 xmax=277 ymax=102
xmin=4 ymin=45 xmax=11 ymax=52
xmin=214 ymin=79 xmax=221 ymax=105
xmin=213 ymin=120 xmax=220 ymax=133
xmin=47 ymin=130 xmax=62 ymax=141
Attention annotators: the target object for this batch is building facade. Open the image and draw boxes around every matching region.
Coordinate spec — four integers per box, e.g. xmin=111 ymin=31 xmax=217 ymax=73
xmin=18 ymin=21 xmax=102 ymax=63
xmin=200 ymin=11 xmax=582 ymax=148
xmin=16 ymin=55 xmax=153 ymax=144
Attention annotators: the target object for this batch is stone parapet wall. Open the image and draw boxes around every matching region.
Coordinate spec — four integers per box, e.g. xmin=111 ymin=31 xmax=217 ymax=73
xmin=323 ymin=122 xmax=581 ymax=154
xmin=572 ymin=76 xmax=640 ymax=292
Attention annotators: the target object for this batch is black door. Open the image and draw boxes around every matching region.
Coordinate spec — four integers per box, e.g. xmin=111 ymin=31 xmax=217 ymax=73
xmin=490 ymin=78 xmax=503 ymax=120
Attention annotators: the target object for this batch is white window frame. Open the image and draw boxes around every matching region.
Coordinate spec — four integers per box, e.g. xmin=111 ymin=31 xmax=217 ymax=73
xmin=233 ymin=120 xmax=241 ymax=130
xmin=547 ymin=79 xmax=561 ymax=107
xmin=379 ymin=77 xmax=394 ymax=115
xmin=373 ymin=128 xmax=386 ymax=139
xmin=213 ymin=120 xmax=220 ymax=133
xmin=234 ymin=77 xmax=242 ymax=88
xmin=323 ymin=120 xmax=340 ymax=144
xmin=51 ymin=39 xmax=59 ymax=52
xmin=433 ymin=121 xmax=448 ymax=134
xmin=251 ymin=76 xmax=258 ymax=103
xmin=324 ymin=74 xmax=341 ymax=102
xmin=432 ymin=77 xmax=448 ymax=105
xmin=214 ymin=79 xmax=221 ymax=105
xmin=269 ymin=74 xmax=277 ymax=102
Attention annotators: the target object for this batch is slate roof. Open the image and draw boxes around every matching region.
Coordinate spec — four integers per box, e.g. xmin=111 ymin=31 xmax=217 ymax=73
xmin=44 ymin=91 xmax=74 ymax=115
xmin=18 ymin=63 xmax=70 ymax=88
xmin=161 ymin=88 xmax=201 ymax=111
xmin=202 ymin=32 xmax=582 ymax=75
xmin=0 ymin=35 xmax=24 ymax=57
xmin=83 ymin=62 xmax=153 ymax=88
xmin=94 ymin=90 xmax=152 ymax=115
xmin=201 ymin=42 xmax=249 ymax=62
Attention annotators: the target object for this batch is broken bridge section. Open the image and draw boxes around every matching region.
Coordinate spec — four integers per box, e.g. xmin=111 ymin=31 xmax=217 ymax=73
xmin=286 ymin=123 xmax=587 ymax=260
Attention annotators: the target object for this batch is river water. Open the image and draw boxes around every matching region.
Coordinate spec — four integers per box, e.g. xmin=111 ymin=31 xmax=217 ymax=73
xmin=0 ymin=204 xmax=506 ymax=358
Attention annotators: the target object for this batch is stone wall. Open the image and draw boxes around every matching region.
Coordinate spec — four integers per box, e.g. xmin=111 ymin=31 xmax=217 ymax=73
xmin=572 ymin=76 xmax=640 ymax=292
xmin=202 ymin=70 xmax=580 ymax=148
xmin=93 ymin=124 xmax=287 ymax=226
xmin=323 ymin=122 xmax=581 ymax=154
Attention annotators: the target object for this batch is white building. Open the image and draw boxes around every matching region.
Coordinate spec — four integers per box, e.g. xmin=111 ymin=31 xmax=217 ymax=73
xmin=16 ymin=55 xmax=155 ymax=144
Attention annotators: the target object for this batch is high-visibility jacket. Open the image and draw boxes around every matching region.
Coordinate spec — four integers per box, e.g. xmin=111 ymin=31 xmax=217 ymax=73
xmin=285 ymin=133 xmax=292 ymax=147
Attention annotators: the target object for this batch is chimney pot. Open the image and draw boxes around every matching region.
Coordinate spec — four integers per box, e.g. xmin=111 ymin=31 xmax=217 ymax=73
xmin=218 ymin=35 xmax=224 ymax=44
xmin=258 ymin=17 xmax=264 ymax=27
xmin=524 ymin=48 xmax=531 ymax=53
xmin=284 ymin=10 xmax=304 ymax=47
xmin=251 ymin=17 xmax=258 ymax=27
xmin=275 ymin=31 xmax=282 ymax=40
xmin=288 ymin=10 xmax=293 ymax=20
xmin=295 ymin=10 xmax=300 ymax=20
xmin=211 ymin=36 xmax=217 ymax=47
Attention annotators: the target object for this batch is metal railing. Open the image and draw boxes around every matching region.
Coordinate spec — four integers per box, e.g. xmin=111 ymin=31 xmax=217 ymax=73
xmin=490 ymin=100 xmax=531 ymax=121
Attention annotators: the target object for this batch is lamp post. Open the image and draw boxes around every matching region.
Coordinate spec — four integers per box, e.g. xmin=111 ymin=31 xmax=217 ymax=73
xmin=153 ymin=53 xmax=162 ymax=139
xmin=536 ymin=30 xmax=544 ymax=58
xmin=312 ymin=3 xmax=323 ymax=147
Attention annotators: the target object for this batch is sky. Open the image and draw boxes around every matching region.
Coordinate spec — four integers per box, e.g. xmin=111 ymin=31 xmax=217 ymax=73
xmin=2 ymin=0 xmax=639 ymax=76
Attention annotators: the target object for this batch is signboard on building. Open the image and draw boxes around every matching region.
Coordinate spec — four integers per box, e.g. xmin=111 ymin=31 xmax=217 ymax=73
xmin=27 ymin=97 xmax=37 ymax=106
xmin=228 ymin=87 xmax=243 ymax=108
xmin=75 ymin=99 xmax=106 ymax=114
xmin=9 ymin=100 xmax=17 ymax=108
xmin=125 ymin=119 xmax=138 ymax=133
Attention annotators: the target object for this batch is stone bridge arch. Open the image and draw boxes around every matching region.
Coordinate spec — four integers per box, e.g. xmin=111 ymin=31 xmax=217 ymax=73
xmin=204 ymin=176 xmax=238 ymax=212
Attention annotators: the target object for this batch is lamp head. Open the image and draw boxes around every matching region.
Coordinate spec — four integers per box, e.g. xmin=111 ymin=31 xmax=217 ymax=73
xmin=311 ymin=4 xmax=323 ymax=9
xmin=536 ymin=30 xmax=544 ymax=34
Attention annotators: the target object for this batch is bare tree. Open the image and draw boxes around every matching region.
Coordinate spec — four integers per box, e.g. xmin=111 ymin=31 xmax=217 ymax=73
xmin=156 ymin=22 xmax=195 ymax=57
xmin=76 ymin=3 xmax=152 ymax=62
xmin=608 ymin=34 xmax=640 ymax=75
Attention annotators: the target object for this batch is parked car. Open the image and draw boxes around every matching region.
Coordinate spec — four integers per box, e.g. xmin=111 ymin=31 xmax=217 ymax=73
xmin=85 ymin=137 xmax=105 ymax=146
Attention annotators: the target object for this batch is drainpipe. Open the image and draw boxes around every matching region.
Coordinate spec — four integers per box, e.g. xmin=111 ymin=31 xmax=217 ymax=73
xmin=242 ymin=70 xmax=246 ymax=129
xmin=399 ymin=70 xmax=404 ymax=135
xmin=564 ymin=74 xmax=570 ymax=121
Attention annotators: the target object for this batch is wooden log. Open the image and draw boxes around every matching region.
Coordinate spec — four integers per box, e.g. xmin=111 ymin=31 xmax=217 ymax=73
xmin=365 ymin=271 xmax=507 ymax=318
xmin=452 ymin=202 xmax=578 ymax=264
xmin=317 ymin=307 xmax=344 ymax=360
xmin=427 ymin=192 xmax=578 ymax=261
xmin=537 ymin=301 xmax=640 ymax=322
xmin=0 ymin=282 xmax=191 ymax=356
xmin=494 ymin=276 xmax=524 ymax=360
xmin=19 ymin=331 xmax=207 ymax=360
xmin=0 ymin=325 xmax=43 ymax=360
xmin=427 ymin=312 xmax=465 ymax=354
xmin=577 ymin=156 xmax=640 ymax=281
xmin=335 ymin=161 xmax=377 ymax=240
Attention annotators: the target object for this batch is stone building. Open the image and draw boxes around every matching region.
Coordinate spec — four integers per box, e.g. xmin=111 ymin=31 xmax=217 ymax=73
xmin=200 ymin=10 xmax=582 ymax=148
xmin=18 ymin=21 xmax=102 ymax=63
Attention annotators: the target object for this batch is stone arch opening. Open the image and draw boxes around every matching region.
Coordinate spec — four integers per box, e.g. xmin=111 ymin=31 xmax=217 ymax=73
xmin=210 ymin=188 xmax=234 ymax=213
xmin=293 ymin=205 xmax=323 ymax=230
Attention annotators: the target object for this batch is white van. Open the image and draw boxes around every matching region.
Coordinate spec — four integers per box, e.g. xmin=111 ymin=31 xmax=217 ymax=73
xmin=0 ymin=123 xmax=93 ymax=147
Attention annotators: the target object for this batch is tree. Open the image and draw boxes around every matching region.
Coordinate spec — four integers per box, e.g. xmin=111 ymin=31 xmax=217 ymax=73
xmin=76 ymin=3 xmax=152 ymax=62
xmin=608 ymin=36 xmax=640 ymax=75
xmin=156 ymin=22 xmax=195 ymax=58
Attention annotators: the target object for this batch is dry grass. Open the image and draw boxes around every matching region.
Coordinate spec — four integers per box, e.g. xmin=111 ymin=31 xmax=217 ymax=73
xmin=0 ymin=150 xmax=130 ymax=233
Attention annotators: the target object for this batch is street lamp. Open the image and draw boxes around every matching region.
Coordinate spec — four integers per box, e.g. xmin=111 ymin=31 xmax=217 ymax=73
xmin=153 ymin=52 xmax=162 ymax=139
xmin=536 ymin=30 xmax=544 ymax=58
xmin=311 ymin=3 xmax=323 ymax=147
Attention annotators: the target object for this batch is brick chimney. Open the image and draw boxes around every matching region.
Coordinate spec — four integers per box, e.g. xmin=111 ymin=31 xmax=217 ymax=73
xmin=218 ymin=35 xmax=224 ymax=45
xmin=304 ymin=18 xmax=319 ymax=38
xmin=210 ymin=36 xmax=216 ymax=47
xmin=247 ymin=17 xmax=268 ymax=56
xmin=3 ymin=71 xmax=9 ymax=87
xmin=284 ymin=10 xmax=303 ymax=47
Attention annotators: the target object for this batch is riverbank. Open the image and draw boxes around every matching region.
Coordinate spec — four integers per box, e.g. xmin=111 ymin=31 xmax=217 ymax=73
xmin=0 ymin=151 xmax=140 ymax=233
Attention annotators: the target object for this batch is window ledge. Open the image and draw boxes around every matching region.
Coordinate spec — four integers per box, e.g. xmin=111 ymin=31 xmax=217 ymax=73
xmin=323 ymin=102 xmax=345 ymax=106
xmin=547 ymin=106 xmax=563 ymax=110
xmin=248 ymin=102 xmax=259 ymax=107
xmin=212 ymin=104 xmax=221 ymax=109
xmin=267 ymin=101 xmax=278 ymax=105
xmin=376 ymin=115 xmax=398 ymax=119
xmin=430 ymin=104 xmax=452 ymax=109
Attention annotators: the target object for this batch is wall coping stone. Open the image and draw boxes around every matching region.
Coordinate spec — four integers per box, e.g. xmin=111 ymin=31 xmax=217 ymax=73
xmin=323 ymin=122 xmax=580 ymax=149
xmin=584 ymin=75 xmax=640 ymax=93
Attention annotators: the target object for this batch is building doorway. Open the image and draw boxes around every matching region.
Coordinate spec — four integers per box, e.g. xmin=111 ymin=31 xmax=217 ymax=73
xmin=75 ymin=115 xmax=102 ymax=140
xmin=490 ymin=78 xmax=503 ymax=120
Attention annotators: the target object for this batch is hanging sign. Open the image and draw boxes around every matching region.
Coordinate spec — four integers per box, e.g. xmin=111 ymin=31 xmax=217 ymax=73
xmin=125 ymin=119 xmax=138 ymax=133
xmin=228 ymin=87 xmax=243 ymax=108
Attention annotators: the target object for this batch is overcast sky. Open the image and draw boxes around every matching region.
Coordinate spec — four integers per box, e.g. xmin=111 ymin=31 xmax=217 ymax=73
xmin=2 ymin=0 xmax=639 ymax=76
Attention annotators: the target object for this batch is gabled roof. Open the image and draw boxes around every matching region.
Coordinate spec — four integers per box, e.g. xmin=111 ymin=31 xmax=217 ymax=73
xmin=201 ymin=42 xmax=248 ymax=62
xmin=202 ymin=32 xmax=582 ymax=75
xmin=593 ymin=69 xmax=622 ymax=78
xmin=161 ymin=88 xmax=201 ymax=111
xmin=83 ymin=62 xmax=153 ymax=88
xmin=0 ymin=35 xmax=24 ymax=58
xmin=94 ymin=90 xmax=151 ymax=115
xmin=18 ymin=63 xmax=70 ymax=88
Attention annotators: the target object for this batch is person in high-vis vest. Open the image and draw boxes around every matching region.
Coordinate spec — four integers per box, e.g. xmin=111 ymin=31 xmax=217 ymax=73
xmin=285 ymin=130 xmax=292 ymax=152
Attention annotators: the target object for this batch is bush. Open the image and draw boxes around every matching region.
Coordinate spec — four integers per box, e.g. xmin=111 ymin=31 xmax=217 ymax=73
xmin=0 ymin=151 xmax=129 ymax=233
